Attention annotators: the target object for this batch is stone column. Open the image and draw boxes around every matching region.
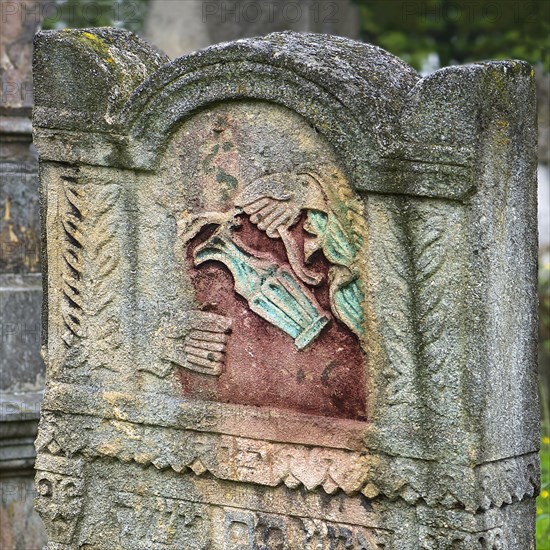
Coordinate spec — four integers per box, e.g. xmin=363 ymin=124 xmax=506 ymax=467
xmin=32 ymin=29 xmax=539 ymax=548
xmin=0 ymin=0 xmax=47 ymax=547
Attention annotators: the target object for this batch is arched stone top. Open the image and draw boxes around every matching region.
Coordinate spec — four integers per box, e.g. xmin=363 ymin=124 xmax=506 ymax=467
xmin=32 ymin=29 xmax=535 ymax=200
xmin=33 ymin=29 xmax=420 ymax=187
xmin=118 ymin=32 xmax=420 ymax=184
xmin=123 ymin=31 xmax=420 ymax=124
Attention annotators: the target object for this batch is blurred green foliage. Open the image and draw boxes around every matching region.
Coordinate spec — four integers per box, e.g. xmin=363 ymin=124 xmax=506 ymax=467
xmin=41 ymin=0 xmax=550 ymax=72
xmin=539 ymin=417 xmax=550 ymax=548
xmin=542 ymin=259 xmax=550 ymax=357
xmin=538 ymin=258 xmax=550 ymax=547
xmin=353 ymin=0 xmax=549 ymax=72
xmin=42 ymin=0 xmax=149 ymax=34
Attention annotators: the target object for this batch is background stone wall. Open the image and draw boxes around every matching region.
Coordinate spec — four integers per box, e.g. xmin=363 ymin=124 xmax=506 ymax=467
xmin=0 ymin=1 xmax=48 ymax=548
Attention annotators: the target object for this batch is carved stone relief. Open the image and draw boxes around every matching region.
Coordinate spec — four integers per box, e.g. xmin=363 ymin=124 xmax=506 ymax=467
xmin=34 ymin=456 xmax=84 ymax=547
xmin=33 ymin=29 xmax=539 ymax=549
xmin=152 ymin=102 xmax=369 ymax=421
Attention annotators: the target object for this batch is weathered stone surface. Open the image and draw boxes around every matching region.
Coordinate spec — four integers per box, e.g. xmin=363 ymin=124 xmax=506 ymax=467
xmin=33 ymin=29 xmax=539 ymax=548
xmin=1 ymin=473 xmax=47 ymax=550
xmin=0 ymin=0 xmax=42 ymax=111
xmin=0 ymin=392 xmax=46 ymax=549
xmin=0 ymin=275 xmax=43 ymax=391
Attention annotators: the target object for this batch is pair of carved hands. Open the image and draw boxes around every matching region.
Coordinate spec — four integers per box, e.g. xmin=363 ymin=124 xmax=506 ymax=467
xmin=243 ymin=195 xmax=301 ymax=238
xmin=238 ymin=172 xmax=327 ymax=286
xmin=165 ymin=170 xmax=329 ymax=374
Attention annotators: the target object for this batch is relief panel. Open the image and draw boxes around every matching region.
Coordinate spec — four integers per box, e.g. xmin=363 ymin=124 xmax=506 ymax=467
xmin=152 ymin=102 xmax=369 ymax=421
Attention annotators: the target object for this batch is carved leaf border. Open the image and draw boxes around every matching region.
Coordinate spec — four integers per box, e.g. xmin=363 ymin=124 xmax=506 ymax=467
xmin=58 ymin=171 xmax=122 ymax=371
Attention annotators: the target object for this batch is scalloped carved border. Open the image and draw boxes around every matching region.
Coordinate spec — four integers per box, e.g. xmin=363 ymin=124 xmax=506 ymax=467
xmin=36 ymin=412 xmax=539 ymax=514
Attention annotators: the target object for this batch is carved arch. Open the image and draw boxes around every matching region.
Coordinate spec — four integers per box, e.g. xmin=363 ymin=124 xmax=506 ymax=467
xmin=118 ymin=33 xmax=420 ymax=185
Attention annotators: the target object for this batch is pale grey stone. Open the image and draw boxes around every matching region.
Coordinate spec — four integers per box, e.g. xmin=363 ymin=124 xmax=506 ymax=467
xmin=144 ymin=0 xmax=360 ymax=59
xmin=32 ymin=29 xmax=539 ymax=549
xmin=0 ymin=4 xmax=47 ymax=546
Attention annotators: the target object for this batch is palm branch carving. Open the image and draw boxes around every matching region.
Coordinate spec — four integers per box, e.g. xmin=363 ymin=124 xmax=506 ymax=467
xmin=59 ymin=174 xmax=121 ymax=370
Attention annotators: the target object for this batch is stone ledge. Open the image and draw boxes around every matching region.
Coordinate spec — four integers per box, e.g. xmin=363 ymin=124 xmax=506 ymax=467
xmin=36 ymin=410 xmax=539 ymax=513
xmin=0 ymin=391 xmax=42 ymax=473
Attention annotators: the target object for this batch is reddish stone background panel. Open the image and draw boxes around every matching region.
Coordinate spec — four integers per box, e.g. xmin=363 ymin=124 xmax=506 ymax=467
xmin=180 ymin=215 xmax=367 ymax=420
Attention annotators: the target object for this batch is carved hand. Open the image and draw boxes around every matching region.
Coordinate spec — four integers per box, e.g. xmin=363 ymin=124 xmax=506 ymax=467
xmin=243 ymin=196 xmax=301 ymax=239
xmin=158 ymin=311 xmax=232 ymax=376
xmin=243 ymin=196 xmax=324 ymax=287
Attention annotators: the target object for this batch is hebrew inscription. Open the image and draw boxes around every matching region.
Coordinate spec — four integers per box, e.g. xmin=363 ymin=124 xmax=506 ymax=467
xmin=114 ymin=493 xmax=391 ymax=549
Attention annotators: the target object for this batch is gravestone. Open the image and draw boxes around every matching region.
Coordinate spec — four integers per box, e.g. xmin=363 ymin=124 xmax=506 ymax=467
xmin=32 ymin=29 xmax=540 ymax=548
